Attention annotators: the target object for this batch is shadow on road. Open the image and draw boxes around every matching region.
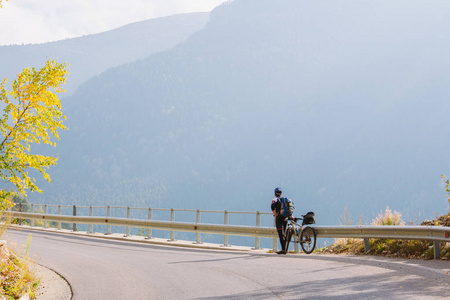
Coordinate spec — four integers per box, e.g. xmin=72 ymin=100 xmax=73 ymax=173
xmin=194 ymin=271 xmax=449 ymax=299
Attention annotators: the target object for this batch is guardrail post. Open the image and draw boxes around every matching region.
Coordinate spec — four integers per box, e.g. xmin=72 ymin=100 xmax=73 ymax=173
xmin=223 ymin=210 xmax=229 ymax=247
xmin=18 ymin=203 xmax=22 ymax=226
xmin=273 ymin=216 xmax=277 ymax=252
xmin=434 ymin=241 xmax=440 ymax=259
xmin=254 ymin=211 xmax=261 ymax=250
xmin=44 ymin=204 xmax=48 ymax=228
xmin=89 ymin=206 xmax=93 ymax=234
xmin=146 ymin=207 xmax=152 ymax=239
xmin=195 ymin=209 xmax=201 ymax=244
xmin=30 ymin=204 xmax=34 ymax=227
xmin=364 ymin=238 xmax=370 ymax=253
xmin=72 ymin=205 xmax=77 ymax=231
xmin=57 ymin=205 xmax=61 ymax=230
xmin=125 ymin=206 xmax=131 ymax=237
xmin=169 ymin=208 xmax=175 ymax=241
xmin=106 ymin=206 xmax=111 ymax=235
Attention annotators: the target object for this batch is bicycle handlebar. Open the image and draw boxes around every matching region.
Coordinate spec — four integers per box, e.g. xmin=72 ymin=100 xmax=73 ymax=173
xmin=284 ymin=217 xmax=302 ymax=222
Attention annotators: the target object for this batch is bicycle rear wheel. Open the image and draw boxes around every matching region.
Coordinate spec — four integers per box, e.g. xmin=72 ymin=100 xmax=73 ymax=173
xmin=300 ymin=226 xmax=316 ymax=254
xmin=284 ymin=227 xmax=293 ymax=252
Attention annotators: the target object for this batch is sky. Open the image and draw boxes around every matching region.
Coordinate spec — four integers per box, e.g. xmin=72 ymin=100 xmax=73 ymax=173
xmin=0 ymin=0 xmax=227 ymax=46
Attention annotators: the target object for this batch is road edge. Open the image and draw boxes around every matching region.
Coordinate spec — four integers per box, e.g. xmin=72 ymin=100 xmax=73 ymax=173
xmin=31 ymin=261 xmax=72 ymax=300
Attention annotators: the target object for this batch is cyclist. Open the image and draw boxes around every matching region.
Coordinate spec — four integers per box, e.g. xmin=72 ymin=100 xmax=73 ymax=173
xmin=271 ymin=187 xmax=294 ymax=255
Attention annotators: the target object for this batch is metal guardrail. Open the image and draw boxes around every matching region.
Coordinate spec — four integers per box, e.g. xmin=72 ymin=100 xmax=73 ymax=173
xmin=9 ymin=212 xmax=277 ymax=237
xmin=315 ymin=225 xmax=450 ymax=241
xmin=13 ymin=203 xmax=274 ymax=249
xmin=8 ymin=205 xmax=450 ymax=259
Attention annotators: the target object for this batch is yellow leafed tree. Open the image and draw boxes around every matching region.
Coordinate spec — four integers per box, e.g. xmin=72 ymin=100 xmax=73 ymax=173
xmin=0 ymin=60 xmax=68 ymax=211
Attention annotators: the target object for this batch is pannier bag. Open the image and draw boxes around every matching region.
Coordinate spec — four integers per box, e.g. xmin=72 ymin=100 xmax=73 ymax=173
xmin=280 ymin=197 xmax=294 ymax=217
xmin=302 ymin=211 xmax=315 ymax=225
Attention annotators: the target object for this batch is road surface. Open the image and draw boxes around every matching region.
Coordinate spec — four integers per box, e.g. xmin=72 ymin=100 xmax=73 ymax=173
xmin=4 ymin=228 xmax=450 ymax=299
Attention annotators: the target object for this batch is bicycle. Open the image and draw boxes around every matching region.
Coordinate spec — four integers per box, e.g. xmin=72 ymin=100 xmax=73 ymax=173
xmin=284 ymin=211 xmax=317 ymax=254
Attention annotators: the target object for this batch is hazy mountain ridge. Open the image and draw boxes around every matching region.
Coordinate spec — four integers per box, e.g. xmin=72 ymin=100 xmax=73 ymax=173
xmin=28 ymin=0 xmax=450 ymax=224
xmin=0 ymin=13 xmax=210 ymax=94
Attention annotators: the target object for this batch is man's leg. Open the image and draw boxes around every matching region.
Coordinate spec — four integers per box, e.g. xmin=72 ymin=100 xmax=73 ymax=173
xmin=277 ymin=228 xmax=285 ymax=250
xmin=276 ymin=216 xmax=287 ymax=254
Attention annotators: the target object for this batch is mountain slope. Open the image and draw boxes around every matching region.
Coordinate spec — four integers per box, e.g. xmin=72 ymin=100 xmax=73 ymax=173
xmin=30 ymin=0 xmax=450 ymax=224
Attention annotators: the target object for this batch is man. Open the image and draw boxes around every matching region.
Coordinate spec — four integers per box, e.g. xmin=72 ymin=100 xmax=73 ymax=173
xmin=271 ymin=187 xmax=294 ymax=255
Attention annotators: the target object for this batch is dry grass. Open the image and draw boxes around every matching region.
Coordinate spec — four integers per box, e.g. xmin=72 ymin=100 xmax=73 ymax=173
xmin=0 ymin=209 xmax=40 ymax=299
xmin=371 ymin=206 xmax=405 ymax=226
xmin=421 ymin=213 xmax=450 ymax=227
xmin=0 ymin=243 xmax=40 ymax=299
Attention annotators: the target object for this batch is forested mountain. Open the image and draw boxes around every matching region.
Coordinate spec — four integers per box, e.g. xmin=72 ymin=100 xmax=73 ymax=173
xmin=0 ymin=13 xmax=209 ymax=94
xmin=28 ymin=0 xmax=450 ymax=225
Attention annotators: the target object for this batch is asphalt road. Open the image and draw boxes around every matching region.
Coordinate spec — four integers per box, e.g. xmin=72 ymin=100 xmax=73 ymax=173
xmin=4 ymin=228 xmax=450 ymax=300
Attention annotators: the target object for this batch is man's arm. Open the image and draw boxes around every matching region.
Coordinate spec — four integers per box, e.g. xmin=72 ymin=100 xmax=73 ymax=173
xmin=271 ymin=199 xmax=279 ymax=216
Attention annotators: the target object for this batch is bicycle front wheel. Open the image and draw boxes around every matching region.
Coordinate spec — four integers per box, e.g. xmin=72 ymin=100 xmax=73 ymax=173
xmin=300 ymin=226 xmax=316 ymax=254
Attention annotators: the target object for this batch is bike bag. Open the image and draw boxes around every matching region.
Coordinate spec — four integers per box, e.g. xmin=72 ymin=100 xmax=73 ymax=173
xmin=302 ymin=211 xmax=315 ymax=225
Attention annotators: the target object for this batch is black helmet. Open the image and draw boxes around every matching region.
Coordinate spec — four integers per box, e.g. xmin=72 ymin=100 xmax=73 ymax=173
xmin=274 ymin=187 xmax=282 ymax=197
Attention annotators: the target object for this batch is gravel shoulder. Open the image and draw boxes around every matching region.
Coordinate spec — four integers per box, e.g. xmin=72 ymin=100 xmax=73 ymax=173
xmin=30 ymin=262 xmax=72 ymax=300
